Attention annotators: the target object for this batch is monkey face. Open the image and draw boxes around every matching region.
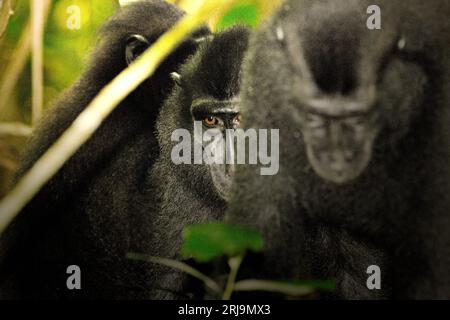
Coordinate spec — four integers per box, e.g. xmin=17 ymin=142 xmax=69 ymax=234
xmin=279 ymin=0 xmax=431 ymax=184
xmin=163 ymin=26 xmax=249 ymax=201
xmin=290 ymin=48 xmax=426 ymax=186
xmin=298 ymin=108 xmax=380 ymax=184
xmin=292 ymin=86 xmax=381 ymax=184
xmin=191 ymin=98 xmax=241 ymax=201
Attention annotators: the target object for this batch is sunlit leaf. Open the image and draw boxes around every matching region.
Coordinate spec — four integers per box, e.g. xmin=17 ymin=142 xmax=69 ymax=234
xmin=181 ymin=222 xmax=263 ymax=262
xmin=216 ymin=1 xmax=259 ymax=30
xmin=0 ymin=0 xmax=12 ymax=37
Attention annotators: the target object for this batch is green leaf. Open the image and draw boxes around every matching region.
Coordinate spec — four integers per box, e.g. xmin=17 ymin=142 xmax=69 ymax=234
xmin=216 ymin=2 xmax=260 ymax=31
xmin=181 ymin=222 xmax=263 ymax=262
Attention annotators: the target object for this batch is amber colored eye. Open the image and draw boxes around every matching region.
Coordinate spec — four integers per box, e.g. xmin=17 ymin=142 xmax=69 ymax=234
xmin=233 ymin=114 xmax=242 ymax=125
xmin=203 ymin=116 xmax=219 ymax=127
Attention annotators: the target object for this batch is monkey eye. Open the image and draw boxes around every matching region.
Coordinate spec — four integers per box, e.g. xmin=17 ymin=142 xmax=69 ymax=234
xmin=345 ymin=116 xmax=365 ymax=125
xmin=344 ymin=116 xmax=367 ymax=133
xmin=203 ymin=116 xmax=220 ymax=127
xmin=233 ymin=114 xmax=242 ymax=126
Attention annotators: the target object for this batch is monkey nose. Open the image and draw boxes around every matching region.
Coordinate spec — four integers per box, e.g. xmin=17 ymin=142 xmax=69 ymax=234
xmin=343 ymin=149 xmax=355 ymax=162
xmin=328 ymin=150 xmax=354 ymax=169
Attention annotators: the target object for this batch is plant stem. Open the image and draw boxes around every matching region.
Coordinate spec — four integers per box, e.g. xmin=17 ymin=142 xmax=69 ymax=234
xmin=0 ymin=122 xmax=33 ymax=137
xmin=0 ymin=0 xmax=51 ymax=118
xmin=31 ymin=0 xmax=46 ymax=125
xmin=0 ymin=0 xmax=12 ymax=37
xmin=222 ymin=254 xmax=243 ymax=300
xmin=127 ymin=253 xmax=223 ymax=297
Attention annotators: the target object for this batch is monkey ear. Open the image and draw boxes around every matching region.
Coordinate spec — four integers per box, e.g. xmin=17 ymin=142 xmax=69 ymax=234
xmin=170 ymin=72 xmax=182 ymax=86
xmin=126 ymin=34 xmax=150 ymax=65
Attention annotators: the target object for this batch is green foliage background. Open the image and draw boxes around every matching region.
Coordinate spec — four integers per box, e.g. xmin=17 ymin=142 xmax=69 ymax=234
xmin=0 ymin=0 xmax=119 ymax=123
xmin=0 ymin=0 xmax=119 ymax=196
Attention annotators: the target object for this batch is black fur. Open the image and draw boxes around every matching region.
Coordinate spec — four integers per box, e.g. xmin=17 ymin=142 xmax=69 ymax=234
xmin=140 ymin=26 xmax=250 ymax=299
xmin=0 ymin=0 xmax=209 ymax=299
xmin=226 ymin=0 xmax=450 ymax=299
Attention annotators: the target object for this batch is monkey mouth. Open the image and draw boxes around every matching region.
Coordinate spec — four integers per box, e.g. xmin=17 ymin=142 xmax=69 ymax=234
xmin=306 ymin=145 xmax=373 ymax=185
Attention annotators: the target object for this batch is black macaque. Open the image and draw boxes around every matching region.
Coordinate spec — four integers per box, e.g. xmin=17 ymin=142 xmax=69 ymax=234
xmin=0 ymin=0 xmax=210 ymax=299
xmin=226 ymin=0 xmax=450 ymax=299
xmin=140 ymin=25 xmax=250 ymax=299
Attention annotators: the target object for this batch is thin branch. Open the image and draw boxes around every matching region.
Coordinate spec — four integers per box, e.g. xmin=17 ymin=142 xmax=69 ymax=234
xmin=222 ymin=254 xmax=243 ymax=300
xmin=0 ymin=26 xmax=31 ymax=117
xmin=0 ymin=0 xmax=51 ymax=118
xmin=127 ymin=253 xmax=223 ymax=297
xmin=0 ymin=0 xmax=12 ymax=37
xmin=234 ymin=279 xmax=333 ymax=297
xmin=0 ymin=0 xmax=237 ymax=236
xmin=30 ymin=0 xmax=45 ymax=125
xmin=0 ymin=122 xmax=33 ymax=137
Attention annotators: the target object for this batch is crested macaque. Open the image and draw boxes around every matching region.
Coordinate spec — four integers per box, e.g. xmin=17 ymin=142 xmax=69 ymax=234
xmin=0 ymin=0 xmax=210 ymax=299
xmin=226 ymin=0 xmax=450 ymax=299
xmin=143 ymin=26 xmax=250 ymax=298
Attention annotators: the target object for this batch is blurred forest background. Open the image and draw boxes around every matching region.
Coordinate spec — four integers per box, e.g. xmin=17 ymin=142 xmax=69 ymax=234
xmin=0 ymin=0 xmax=122 ymax=197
